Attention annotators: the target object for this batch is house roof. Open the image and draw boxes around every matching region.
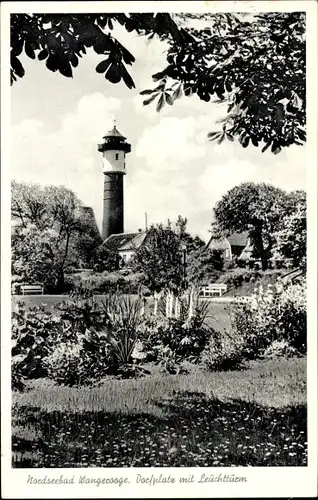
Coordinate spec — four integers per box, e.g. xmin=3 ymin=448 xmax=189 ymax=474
xmin=239 ymin=248 xmax=253 ymax=260
xmin=227 ymin=232 xmax=249 ymax=247
xmin=80 ymin=206 xmax=101 ymax=239
xmin=205 ymin=231 xmax=249 ymax=251
xmin=102 ymin=232 xmax=147 ymax=252
xmin=103 ymin=125 xmax=126 ymax=140
xmin=206 ymin=237 xmax=230 ymax=251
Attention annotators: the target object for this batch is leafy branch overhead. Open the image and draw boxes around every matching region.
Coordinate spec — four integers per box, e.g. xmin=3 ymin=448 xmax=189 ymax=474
xmin=11 ymin=12 xmax=306 ymax=153
xmin=139 ymin=13 xmax=306 ymax=154
xmin=11 ymin=14 xmax=183 ymax=88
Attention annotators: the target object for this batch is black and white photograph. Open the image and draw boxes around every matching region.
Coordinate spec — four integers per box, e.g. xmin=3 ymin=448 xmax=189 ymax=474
xmin=1 ymin=1 xmax=317 ymax=498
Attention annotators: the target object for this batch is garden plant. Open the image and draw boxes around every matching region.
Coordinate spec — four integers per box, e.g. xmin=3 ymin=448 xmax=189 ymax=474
xmin=11 ymin=279 xmax=307 ymax=468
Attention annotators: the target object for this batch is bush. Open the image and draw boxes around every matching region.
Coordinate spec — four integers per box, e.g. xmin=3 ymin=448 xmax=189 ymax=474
xmin=201 ymin=329 xmax=247 ymax=371
xmin=11 ymin=299 xmax=109 ymax=387
xmin=42 ymin=341 xmax=86 ymax=386
xmin=11 ymin=293 xmax=149 ymax=388
xmin=100 ymin=294 xmax=145 ymax=366
xmin=231 ymin=280 xmax=307 ymax=356
xmin=67 ymin=271 xmax=145 ymax=295
xmin=263 ymin=339 xmax=301 ymax=359
xmin=201 ymin=280 xmax=306 ymax=372
xmin=218 ymin=268 xmax=261 ymax=289
xmin=12 ymin=302 xmax=64 ymax=382
xmin=137 ymin=295 xmax=213 ymax=368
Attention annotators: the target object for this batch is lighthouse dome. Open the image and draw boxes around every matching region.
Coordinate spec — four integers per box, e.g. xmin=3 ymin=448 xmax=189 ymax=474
xmin=103 ymin=125 xmax=127 ymax=140
xmin=97 ymin=124 xmax=131 ymax=154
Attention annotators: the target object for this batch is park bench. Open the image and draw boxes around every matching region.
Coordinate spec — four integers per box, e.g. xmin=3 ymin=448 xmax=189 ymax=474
xmin=199 ymin=283 xmax=227 ymax=298
xmin=20 ymin=284 xmax=44 ymax=295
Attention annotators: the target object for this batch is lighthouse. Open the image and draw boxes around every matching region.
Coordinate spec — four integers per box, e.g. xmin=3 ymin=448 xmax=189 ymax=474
xmin=97 ymin=122 xmax=131 ymax=240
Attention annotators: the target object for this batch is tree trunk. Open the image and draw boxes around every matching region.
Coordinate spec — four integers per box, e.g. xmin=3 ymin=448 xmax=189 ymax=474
xmin=55 ymin=270 xmax=65 ymax=293
xmin=251 ymin=226 xmax=268 ymax=271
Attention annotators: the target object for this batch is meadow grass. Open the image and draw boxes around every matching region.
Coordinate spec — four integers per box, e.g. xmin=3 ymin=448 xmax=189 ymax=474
xmin=12 ymin=357 xmax=307 ymax=468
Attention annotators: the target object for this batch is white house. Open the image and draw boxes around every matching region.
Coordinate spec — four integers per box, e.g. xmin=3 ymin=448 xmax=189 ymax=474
xmin=102 ymin=231 xmax=148 ymax=264
xmin=205 ymin=232 xmax=251 ymax=263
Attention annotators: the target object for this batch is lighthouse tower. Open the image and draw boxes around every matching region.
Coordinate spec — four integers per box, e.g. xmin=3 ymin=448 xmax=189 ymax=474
xmin=97 ymin=122 xmax=131 ymax=240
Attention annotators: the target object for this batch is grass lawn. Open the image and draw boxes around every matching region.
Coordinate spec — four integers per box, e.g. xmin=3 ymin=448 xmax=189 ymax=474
xmin=12 ymin=357 xmax=307 ymax=468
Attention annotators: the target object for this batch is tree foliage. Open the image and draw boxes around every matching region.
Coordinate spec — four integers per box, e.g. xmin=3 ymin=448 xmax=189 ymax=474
xmin=90 ymin=244 xmax=119 ymax=273
xmin=11 ymin=224 xmax=59 ymax=287
xmin=187 ymin=248 xmax=224 ymax=285
xmin=10 ymin=14 xmax=182 ymax=86
xmin=11 ymin=12 xmax=306 ymax=152
xmin=132 ymin=216 xmax=207 ymax=293
xmin=273 ymin=190 xmax=306 ymax=269
xmin=11 ymin=181 xmax=102 ymax=290
xmin=212 ymin=182 xmax=291 ymax=271
xmin=142 ymin=12 xmax=306 ymax=153
xmin=133 ymin=222 xmax=185 ymax=294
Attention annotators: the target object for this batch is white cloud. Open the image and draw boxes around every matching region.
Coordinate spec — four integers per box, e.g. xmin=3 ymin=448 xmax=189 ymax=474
xmin=11 ymin=31 xmax=306 ymax=243
xmin=12 ymin=93 xmax=122 ymax=231
xmin=14 ymin=119 xmax=44 ymax=137
xmin=136 ymin=116 xmax=207 ymax=168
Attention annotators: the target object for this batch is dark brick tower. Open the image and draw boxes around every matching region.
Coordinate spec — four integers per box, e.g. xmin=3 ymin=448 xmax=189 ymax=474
xmin=97 ymin=123 xmax=131 ymax=240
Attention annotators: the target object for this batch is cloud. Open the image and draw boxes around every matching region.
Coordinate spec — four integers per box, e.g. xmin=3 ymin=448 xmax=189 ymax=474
xmin=136 ymin=116 xmax=207 ymax=168
xmin=125 ymin=107 xmax=306 ymax=241
xmin=14 ymin=119 xmax=44 ymax=137
xmin=11 ymin=30 xmax=306 ymax=244
xmin=12 ymin=93 xmax=122 ymax=228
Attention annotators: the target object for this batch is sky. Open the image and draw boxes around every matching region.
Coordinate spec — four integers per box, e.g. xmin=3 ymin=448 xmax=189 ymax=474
xmin=11 ymin=21 xmax=306 ymax=243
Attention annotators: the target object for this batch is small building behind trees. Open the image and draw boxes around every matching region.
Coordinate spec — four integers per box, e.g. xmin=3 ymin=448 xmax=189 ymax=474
xmin=205 ymin=232 xmax=250 ymax=263
xmin=102 ymin=231 xmax=148 ymax=265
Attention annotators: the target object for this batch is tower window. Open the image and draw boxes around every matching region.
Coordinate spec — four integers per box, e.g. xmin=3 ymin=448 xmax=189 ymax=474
xmin=115 ymin=153 xmax=119 ymax=160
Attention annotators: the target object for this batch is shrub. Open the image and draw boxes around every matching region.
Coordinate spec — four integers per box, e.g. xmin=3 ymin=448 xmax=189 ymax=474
xmin=201 ymin=280 xmax=306 ymax=372
xmin=201 ymin=329 xmax=247 ymax=371
xmin=137 ymin=294 xmax=213 ymax=367
xmin=42 ymin=341 xmax=85 ymax=386
xmin=11 ymin=293 xmax=149 ymax=388
xmin=11 ymin=299 xmax=108 ymax=387
xmin=218 ymin=269 xmax=261 ymax=289
xmin=263 ymin=339 xmax=301 ymax=359
xmin=100 ymin=294 xmax=146 ymax=366
xmin=231 ymin=280 xmax=307 ymax=356
xmin=12 ymin=302 xmax=64 ymax=381
xmin=67 ymin=271 xmax=145 ymax=295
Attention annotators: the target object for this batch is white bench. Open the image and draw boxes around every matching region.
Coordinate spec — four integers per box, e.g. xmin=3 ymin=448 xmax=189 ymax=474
xmin=199 ymin=284 xmax=227 ymax=298
xmin=20 ymin=284 xmax=44 ymax=295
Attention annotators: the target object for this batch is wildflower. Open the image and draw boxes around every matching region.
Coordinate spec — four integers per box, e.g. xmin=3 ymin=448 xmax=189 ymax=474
xmin=168 ymin=447 xmax=178 ymax=456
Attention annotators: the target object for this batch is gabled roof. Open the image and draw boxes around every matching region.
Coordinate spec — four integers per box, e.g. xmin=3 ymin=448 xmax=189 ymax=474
xmin=80 ymin=206 xmax=101 ymax=240
xmin=227 ymin=232 xmax=249 ymax=247
xmin=206 ymin=237 xmax=230 ymax=251
xmin=205 ymin=231 xmax=249 ymax=251
xmin=102 ymin=232 xmax=147 ymax=252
